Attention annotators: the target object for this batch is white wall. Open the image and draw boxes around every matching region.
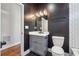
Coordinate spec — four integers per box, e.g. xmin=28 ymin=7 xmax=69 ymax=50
xmin=70 ymin=3 xmax=79 ymax=48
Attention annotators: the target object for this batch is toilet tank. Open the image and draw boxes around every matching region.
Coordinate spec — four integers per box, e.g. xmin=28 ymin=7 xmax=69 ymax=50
xmin=52 ymin=36 xmax=64 ymax=47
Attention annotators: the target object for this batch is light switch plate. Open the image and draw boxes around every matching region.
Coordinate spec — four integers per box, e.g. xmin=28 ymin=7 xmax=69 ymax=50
xmin=25 ymin=26 xmax=29 ymax=29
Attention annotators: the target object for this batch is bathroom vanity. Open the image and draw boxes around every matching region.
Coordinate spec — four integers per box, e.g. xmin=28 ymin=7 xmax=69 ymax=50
xmin=29 ymin=31 xmax=49 ymax=56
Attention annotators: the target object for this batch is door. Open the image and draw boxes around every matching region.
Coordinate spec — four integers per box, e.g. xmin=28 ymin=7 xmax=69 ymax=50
xmin=0 ymin=3 xmax=24 ymax=56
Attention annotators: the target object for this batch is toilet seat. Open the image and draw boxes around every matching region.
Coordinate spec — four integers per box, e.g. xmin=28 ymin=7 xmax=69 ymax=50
xmin=52 ymin=46 xmax=64 ymax=55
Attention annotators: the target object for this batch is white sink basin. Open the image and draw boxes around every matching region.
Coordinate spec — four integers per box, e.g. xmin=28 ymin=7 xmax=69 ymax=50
xmin=71 ymin=48 xmax=79 ymax=56
xmin=29 ymin=31 xmax=49 ymax=36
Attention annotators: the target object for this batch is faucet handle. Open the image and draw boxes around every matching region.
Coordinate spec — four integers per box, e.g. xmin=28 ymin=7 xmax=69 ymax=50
xmin=1 ymin=41 xmax=6 ymax=48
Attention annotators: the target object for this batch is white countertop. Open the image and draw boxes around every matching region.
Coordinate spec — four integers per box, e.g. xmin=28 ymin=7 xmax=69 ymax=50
xmin=29 ymin=31 xmax=49 ymax=36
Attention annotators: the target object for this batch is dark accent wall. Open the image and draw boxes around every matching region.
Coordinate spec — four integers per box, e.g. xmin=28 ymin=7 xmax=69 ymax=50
xmin=24 ymin=32 xmax=29 ymax=51
xmin=48 ymin=3 xmax=69 ymax=53
xmin=24 ymin=20 xmax=35 ymax=51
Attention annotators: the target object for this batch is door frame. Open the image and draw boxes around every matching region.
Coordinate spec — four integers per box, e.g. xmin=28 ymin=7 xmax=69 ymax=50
xmin=18 ymin=3 xmax=30 ymax=56
xmin=16 ymin=3 xmax=24 ymax=56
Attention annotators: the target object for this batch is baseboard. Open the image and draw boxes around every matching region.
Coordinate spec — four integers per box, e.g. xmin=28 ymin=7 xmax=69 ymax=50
xmin=23 ymin=49 xmax=31 ymax=56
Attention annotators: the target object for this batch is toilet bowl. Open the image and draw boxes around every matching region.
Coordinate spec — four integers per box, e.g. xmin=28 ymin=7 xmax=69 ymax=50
xmin=52 ymin=36 xmax=64 ymax=56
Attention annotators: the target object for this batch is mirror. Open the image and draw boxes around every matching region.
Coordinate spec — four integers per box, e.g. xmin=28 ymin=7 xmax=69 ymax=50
xmin=34 ymin=10 xmax=48 ymax=32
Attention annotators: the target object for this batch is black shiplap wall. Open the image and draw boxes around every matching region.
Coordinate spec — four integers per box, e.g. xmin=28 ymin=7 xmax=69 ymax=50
xmin=24 ymin=20 xmax=35 ymax=51
xmin=48 ymin=3 xmax=69 ymax=53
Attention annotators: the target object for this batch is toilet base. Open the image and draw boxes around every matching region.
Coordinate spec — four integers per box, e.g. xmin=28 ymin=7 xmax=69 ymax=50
xmin=48 ymin=48 xmax=64 ymax=56
xmin=52 ymin=52 xmax=64 ymax=56
xmin=51 ymin=46 xmax=64 ymax=56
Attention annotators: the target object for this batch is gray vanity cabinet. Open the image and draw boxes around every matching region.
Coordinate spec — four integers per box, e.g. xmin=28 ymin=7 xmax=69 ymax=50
xmin=30 ymin=35 xmax=48 ymax=56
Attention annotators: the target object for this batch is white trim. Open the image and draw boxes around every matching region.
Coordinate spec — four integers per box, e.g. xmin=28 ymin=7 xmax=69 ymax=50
xmin=19 ymin=3 xmax=24 ymax=56
xmin=15 ymin=3 xmax=24 ymax=56
xmin=23 ymin=49 xmax=31 ymax=56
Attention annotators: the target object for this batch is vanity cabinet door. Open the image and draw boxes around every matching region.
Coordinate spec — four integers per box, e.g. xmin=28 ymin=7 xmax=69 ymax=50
xmin=30 ymin=35 xmax=48 ymax=56
xmin=30 ymin=42 xmax=37 ymax=52
xmin=36 ymin=36 xmax=48 ymax=46
xmin=36 ymin=36 xmax=48 ymax=55
xmin=35 ymin=44 xmax=48 ymax=55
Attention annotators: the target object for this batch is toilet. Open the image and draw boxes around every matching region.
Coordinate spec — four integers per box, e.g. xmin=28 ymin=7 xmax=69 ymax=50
xmin=51 ymin=36 xmax=64 ymax=56
xmin=71 ymin=48 xmax=79 ymax=56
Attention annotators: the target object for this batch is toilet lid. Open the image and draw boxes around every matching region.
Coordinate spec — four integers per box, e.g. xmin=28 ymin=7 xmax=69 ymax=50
xmin=52 ymin=46 xmax=64 ymax=54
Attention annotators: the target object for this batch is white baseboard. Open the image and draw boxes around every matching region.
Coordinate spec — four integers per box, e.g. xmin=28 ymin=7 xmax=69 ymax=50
xmin=23 ymin=49 xmax=31 ymax=56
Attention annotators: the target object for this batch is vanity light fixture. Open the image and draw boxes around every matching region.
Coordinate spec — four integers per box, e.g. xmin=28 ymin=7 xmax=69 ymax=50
xmin=25 ymin=10 xmax=48 ymax=20
xmin=39 ymin=11 xmax=44 ymax=16
xmin=43 ymin=9 xmax=48 ymax=16
xmin=25 ymin=14 xmax=36 ymax=20
xmin=36 ymin=12 xmax=40 ymax=17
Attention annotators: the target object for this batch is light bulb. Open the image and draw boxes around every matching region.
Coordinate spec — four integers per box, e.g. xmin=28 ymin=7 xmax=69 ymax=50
xmin=39 ymin=11 xmax=44 ymax=16
xmin=25 ymin=14 xmax=36 ymax=20
xmin=36 ymin=12 xmax=40 ymax=17
xmin=43 ymin=9 xmax=48 ymax=16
